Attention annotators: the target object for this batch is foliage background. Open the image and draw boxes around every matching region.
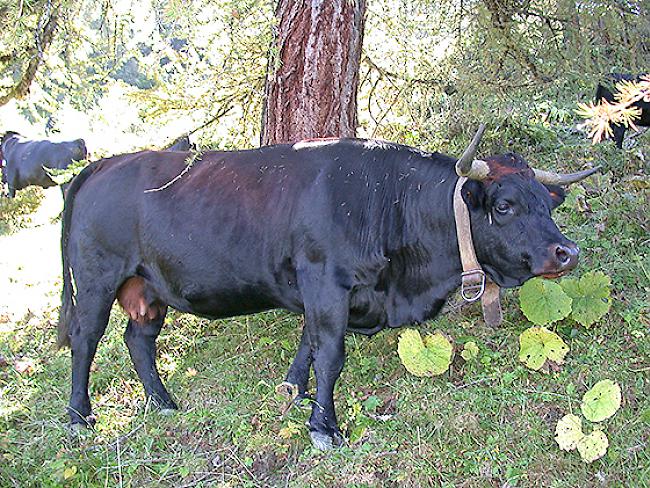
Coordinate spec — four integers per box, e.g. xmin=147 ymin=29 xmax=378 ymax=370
xmin=0 ymin=0 xmax=648 ymax=486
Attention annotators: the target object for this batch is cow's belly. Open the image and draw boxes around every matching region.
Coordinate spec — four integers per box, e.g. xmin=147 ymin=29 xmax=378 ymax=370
xmin=182 ymin=287 xmax=277 ymax=319
xmin=142 ymin=254 xmax=303 ymax=320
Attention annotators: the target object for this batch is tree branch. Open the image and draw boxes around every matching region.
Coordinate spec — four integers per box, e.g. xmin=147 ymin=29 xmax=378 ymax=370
xmin=0 ymin=2 xmax=60 ymax=107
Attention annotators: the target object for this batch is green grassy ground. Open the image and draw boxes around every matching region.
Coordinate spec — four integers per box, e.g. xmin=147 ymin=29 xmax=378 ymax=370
xmin=0 ymin=131 xmax=648 ymax=487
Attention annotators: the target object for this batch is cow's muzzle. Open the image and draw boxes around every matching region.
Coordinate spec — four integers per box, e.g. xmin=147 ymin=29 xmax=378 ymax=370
xmin=533 ymin=243 xmax=579 ymax=279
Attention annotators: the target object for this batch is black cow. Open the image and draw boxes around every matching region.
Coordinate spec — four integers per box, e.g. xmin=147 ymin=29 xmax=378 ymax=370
xmin=163 ymin=135 xmax=196 ymax=151
xmin=0 ymin=132 xmax=87 ymax=197
xmin=58 ymin=130 xmax=597 ymax=449
xmin=595 ymin=74 xmax=650 ymax=149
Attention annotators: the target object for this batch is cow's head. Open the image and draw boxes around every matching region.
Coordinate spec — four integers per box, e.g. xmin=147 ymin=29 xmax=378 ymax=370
xmin=455 ymin=125 xmax=598 ymax=288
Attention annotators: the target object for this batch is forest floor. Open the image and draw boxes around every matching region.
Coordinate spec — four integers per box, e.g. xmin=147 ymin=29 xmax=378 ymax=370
xmin=0 ymin=137 xmax=648 ymax=487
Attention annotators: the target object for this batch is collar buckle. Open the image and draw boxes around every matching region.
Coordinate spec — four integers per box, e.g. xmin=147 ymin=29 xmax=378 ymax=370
xmin=461 ymin=269 xmax=486 ymax=302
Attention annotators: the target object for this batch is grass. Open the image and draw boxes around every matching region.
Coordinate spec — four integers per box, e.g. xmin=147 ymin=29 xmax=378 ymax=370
xmin=0 ymin=127 xmax=648 ymax=487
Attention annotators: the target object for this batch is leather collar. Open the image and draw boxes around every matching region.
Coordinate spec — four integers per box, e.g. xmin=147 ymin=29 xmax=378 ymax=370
xmin=453 ymin=177 xmax=503 ymax=326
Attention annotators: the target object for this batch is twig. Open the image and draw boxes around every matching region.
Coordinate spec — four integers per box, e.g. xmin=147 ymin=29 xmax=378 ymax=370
xmin=177 ymin=474 xmax=213 ymax=488
xmin=521 ymin=388 xmax=577 ymax=401
xmin=226 ymin=447 xmax=260 ymax=486
xmin=107 ymin=423 xmax=144 ymax=449
xmin=628 ymin=365 xmax=650 ymax=372
xmin=188 ymin=105 xmax=234 ymax=136
xmin=454 ymin=377 xmax=495 ymax=390
xmin=144 ymin=151 xmax=201 ymax=193
xmin=117 ymin=436 xmax=123 ymax=488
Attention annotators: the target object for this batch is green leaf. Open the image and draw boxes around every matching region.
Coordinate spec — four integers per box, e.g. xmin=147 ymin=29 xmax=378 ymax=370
xmin=362 ymin=395 xmax=382 ymax=412
xmin=561 ymin=271 xmax=612 ymax=327
xmin=518 ymin=327 xmax=569 ymax=371
xmin=555 ymin=414 xmax=585 ymax=451
xmin=460 ymin=341 xmax=479 ymax=361
xmin=576 ymin=430 xmax=609 ymax=463
xmin=581 ymin=379 xmax=622 ymax=422
xmin=519 ymin=278 xmax=573 ymax=325
xmin=63 ymin=466 xmax=77 ymax=480
xmin=397 ymin=329 xmax=453 ymax=377
xmin=349 ymin=424 xmax=367 ymax=444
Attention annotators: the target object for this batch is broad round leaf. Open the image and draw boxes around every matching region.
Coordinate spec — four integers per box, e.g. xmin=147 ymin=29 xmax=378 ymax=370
xmin=555 ymin=414 xmax=585 ymax=451
xmin=576 ymin=430 xmax=609 ymax=463
xmin=519 ymin=326 xmax=569 ymax=371
xmin=580 ymin=379 xmax=622 ymax=422
xmin=460 ymin=341 xmax=479 ymax=361
xmin=397 ymin=329 xmax=453 ymax=377
xmin=561 ymin=271 xmax=612 ymax=327
xmin=519 ymin=278 xmax=572 ymax=325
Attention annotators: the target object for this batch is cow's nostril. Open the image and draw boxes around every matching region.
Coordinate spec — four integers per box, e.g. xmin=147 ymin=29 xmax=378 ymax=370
xmin=556 ymin=246 xmax=570 ymax=265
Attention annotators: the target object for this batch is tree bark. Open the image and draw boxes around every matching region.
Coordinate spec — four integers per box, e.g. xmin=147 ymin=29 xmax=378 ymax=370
xmin=261 ymin=0 xmax=366 ymax=145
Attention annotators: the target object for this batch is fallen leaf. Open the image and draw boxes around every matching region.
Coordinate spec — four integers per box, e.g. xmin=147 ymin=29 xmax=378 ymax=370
xmin=555 ymin=414 xmax=584 ymax=451
xmin=14 ymin=358 xmax=35 ymax=375
xmin=519 ymin=327 xmax=569 ymax=372
xmin=577 ymin=430 xmax=609 ymax=463
xmin=581 ymin=379 xmax=622 ymax=422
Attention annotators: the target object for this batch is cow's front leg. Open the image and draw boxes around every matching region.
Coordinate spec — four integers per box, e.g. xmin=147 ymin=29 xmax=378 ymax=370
xmin=297 ymin=265 xmax=349 ymax=450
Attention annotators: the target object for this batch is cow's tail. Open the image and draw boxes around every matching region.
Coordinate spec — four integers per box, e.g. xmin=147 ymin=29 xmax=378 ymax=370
xmin=57 ymin=160 xmax=100 ymax=349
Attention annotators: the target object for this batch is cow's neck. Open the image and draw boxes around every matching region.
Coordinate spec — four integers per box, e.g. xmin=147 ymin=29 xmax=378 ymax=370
xmin=383 ymin=174 xmax=462 ymax=327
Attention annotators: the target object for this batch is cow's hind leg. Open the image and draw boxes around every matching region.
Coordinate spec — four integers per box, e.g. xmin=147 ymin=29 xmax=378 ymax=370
xmin=68 ymin=293 xmax=113 ymax=426
xmin=123 ymin=311 xmax=177 ymax=412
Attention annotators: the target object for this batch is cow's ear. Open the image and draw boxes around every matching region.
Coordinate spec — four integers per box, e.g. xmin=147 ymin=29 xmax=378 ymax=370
xmin=544 ymin=184 xmax=566 ymax=210
xmin=460 ymin=179 xmax=485 ymax=210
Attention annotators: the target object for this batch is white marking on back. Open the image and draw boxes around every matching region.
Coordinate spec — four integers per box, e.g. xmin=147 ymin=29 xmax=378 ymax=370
xmin=363 ymin=139 xmax=392 ymax=150
xmin=292 ymin=139 xmax=340 ymax=150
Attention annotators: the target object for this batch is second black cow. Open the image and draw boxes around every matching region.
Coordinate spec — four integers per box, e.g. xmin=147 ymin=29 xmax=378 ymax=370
xmin=595 ymin=73 xmax=650 ymax=148
xmin=58 ymin=128 xmax=598 ymax=449
xmin=1 ymin=132 xmax=88 ymax=197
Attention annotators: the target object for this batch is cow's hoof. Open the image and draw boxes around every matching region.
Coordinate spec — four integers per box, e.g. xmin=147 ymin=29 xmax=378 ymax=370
xmin=309 ymin=429 xmax=344 ymax=451
xmin=149 ymin=395 xmax=178 ymax=412
xmin=66 ymin=421 xmax=95 ymax=438
xmin=67 ymin=410 xmax=96 ymax=428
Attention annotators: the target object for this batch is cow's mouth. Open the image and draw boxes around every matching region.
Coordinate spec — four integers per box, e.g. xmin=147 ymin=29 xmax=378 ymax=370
xmin=538 ymin=270 xmax=569 ymax=280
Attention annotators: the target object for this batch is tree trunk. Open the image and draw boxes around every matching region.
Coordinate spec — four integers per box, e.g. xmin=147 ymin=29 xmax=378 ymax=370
xmin=261 ymin=0 xmax=366 ymax=145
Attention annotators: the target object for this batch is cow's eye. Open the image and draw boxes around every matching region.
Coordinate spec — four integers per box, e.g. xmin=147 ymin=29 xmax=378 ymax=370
xmin=495 ymin=202 xmax=511 ymax=214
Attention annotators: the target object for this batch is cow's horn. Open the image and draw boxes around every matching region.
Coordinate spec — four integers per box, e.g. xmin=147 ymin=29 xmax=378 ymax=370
xmin=455 ymin=124 xmax=490 ymax=180
xmin=532 ymin=166 xmax=601 ymax=186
